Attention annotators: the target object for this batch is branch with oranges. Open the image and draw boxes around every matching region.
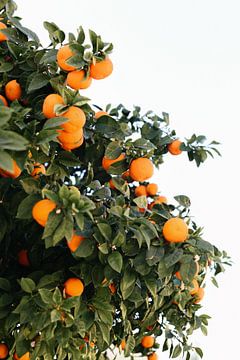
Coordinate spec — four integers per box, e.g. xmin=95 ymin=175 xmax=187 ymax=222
xmin=0 ymin=1 xmax=231 ymax=360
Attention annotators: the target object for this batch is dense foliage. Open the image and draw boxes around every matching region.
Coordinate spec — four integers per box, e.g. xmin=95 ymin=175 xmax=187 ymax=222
xmin=0 ymin=1 xmax=230 ymax=359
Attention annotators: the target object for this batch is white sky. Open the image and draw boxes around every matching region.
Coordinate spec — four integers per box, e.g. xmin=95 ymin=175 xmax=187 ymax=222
xmin=16 ymin=1 xmax=240 ymax=359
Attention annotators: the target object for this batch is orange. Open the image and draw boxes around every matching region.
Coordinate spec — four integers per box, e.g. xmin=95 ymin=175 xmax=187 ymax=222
xmin=42 ymin=94 xmax=64 ymax=119
xmin=5 ymin=80 xmax=22 ymax=101
xmin=162 ymin=217 xmax=188 ymax=243
xmin=0 ymin=343 xmax=8 ymax=359
xmin=129 ymin=158 xmax=154 ymax=181
xmin=148 ymin=353 xmax=158 ymax=360
xmin=31 ymin=163 xmax=46 ymax=178
xmin=109 ymin=283 xmax=117 ymax=294
xmin=109 ymin=178 xmax=116 ymax=190
xmin=149 ymin=196 xmax=167 ymax=210
xmin=122 ymin=169 xmax=130 ymax=179
xmin=60 ymin=106 xmax=86 ymax=132
xmin=0 ymin=95 xmax=8 ymax=106
xmin=18 ymin=250 xmax=30 ymax=267
xmin=57 ymin=45 xmax=76 ymax=72
xmin=94 ymin=111 xmax=108 ymax=119
xmin=61 ymin=136 xmax=84 ymax=151
xmin=194 ymin=287 xmax=205 ymax=304
xmin=64 ymin=278 xmax=84 ymax=297
xmin=120 ymin=339 xmax=126 ymax=350
xmin=102 ymin=153 xmax=125 ymax=171
xmin=0 ymin=22 xmax=7 ymax=42
xmin=189 ymin=279 xmax=199 ymax=295
xmin=90 ymin=57 xmax=113 ymax=80
xmin=141 ymin=336 xmax=154 ymax=349
xmin=13 ymin=352 xmax=30 ymax=360
xmin=67 ymin=233 xmax=85 ymax=252
xmin=0 ymin=160 xmax=21 ymax=178
xmin=32 ymin=199 xmax=56 ymax=227
xmin=135 ymin=185 xmax=147 ymax=197
xmin=66 ymin=70 xmax=92 ymax=90
xmin=168 ymin=140 xmax=183 ymax=155
xmin=58 ymin=128 xmax=83 ymax=144
xmin=146 ymin=183 xmax=158 ymax=196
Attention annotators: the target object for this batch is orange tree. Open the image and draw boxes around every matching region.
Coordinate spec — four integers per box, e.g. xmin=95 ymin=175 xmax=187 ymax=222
xmin=0 ymin=1 xmax=231 ymax=360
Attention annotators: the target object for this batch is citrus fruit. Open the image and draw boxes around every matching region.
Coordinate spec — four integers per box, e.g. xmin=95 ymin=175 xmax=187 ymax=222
xmin=66 ymin=70 xmax=92 ymax=90
xmin=5 ymin=80 xmax=22 ymax=101
xmin=162 ymin=217 xmax=188 ymax=243
xmin=64 ymin=278 xmax=84 ymax=297
xmin=129 ymin=158 xmax=154 ymax=181
xmin=42 ymin=94 xmax=64 ymax=119
xmin=90 ymin=57 xmax=113 ymax=79
xmin=32 ymin=199 xmax=56 ymax=227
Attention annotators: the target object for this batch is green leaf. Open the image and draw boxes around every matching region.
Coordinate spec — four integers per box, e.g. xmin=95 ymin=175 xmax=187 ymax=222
xmin=27 ymin=73 xmax=49 ymax=93
xmin=107 ymin=252 xmax=123 ymax=273
xmin=164 ymin=248 xmax=184 ymax=268
xmin=105 ymin=141 xmax=122 ymax=159
xmin=20 ymin=278 xmax=36 ymax=293
xmin=133 ymin=195 xmax=147 ymax=209
xmin=43 ymin=117 xmax=67 ymax=130
xmin=179 ymin=259 xmax=198 ymax=283
xmin=97 ymin=223 xmax=112 ymax=241
xmin=20 ymin=178 xmax=40 ymax=195
xmin=174 ymin=195 xmax=191 ymax=208
xmin=0 ymin=106 xmax=13 ymax=126
xmin=74 ymin=238 xmax=95 ymax=258
xmin=0 ymin=150 xmax=13 ymax=172
xmin=195 ymin=347 xmax=204 ymax=358
xmin=0 ymin=130 xmax=28 ymax=150
xmin=17 ymin=194 xmax=41 ymax=219
xmin=95 ymin=115 xmax=120 ymax=137
xmin=43 ymin=211 xmax=63 ymax=239
xmin=146 ymin=246 xmax=165 ymax=266
xmin=38 ymin=288 xmax=53 ymax=304
xmin=0 ymin=278 xmax=11 ymax=292
xmin=120 ymin=270 xmax=136 ymax=300
xmin=124 ymin=335 xmax=135 ymax=357
xmin=172 ymin=344 xmax=182 ymax=358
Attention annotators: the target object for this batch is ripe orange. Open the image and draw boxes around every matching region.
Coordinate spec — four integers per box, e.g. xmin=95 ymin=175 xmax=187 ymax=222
xmin=148 ymin=353 xmax=158 ymax=360
xmin=32 ymin=199 xmax=56 ymax=227
xmin=31 ymin=163 xmax=46 ymax=178
xmin=66 ymin=70 xmax=92 ymax=90
xmin=122 ymin=169 xmax=130 ymax=179
xmin=90 ymin=57 xmax=113 ymax=79
xmin=64 ymin=278 xmax=84 ymax=297
xmin=94 ymin=111 xmax=108 ymax=119
xmin=146 ymin=183 xmax=158 ymax=196
xmin=149 ymin=196 xmax=167 ymax=209
xmin=102 ymin=153 xmax=125 ymax=171
xmin=13 ymin=352 xmax=30 ymax=360
xmin=141 ymin=336 xmax=155 ymax=348
xmin=194 ymin=287 xmax=205 ymax=304
xmin=60 ymin=106 xmax=86 ymax=132
xmin=57 ymin=45 xmax=76 ymax=72
xmin=0 ymin=160 xmax=21 ymax=178
xmin=58 ymin=128 xmax=83 ymax=145
xmin=5 ymin=80 xmax=22 ymax=101
xmin=120 ymin=339 xmax=126 ymax=350
xmin=42 ymin=94 xmax=65 ymax=119
xmin=61 ymin=136 xmax=84 ymax=151
xmin=168 ymin=140 xmax=183 ymax=155
xmin=189 ymin=279 xmax=199 ymax=295
xmin=108 ymin=283 xmax=117 ymax=294
xmin=18 ymin=250 xmax=30 ymax=267
xmin=67 ymin=233 xmax=85 ymax=252
xmin=129 ymin=158 xmax=154 ymax=181
xmin=162 ymin=217 xmax=188 ymax=243
xmin=0 ymin=95 xmax=8 ymax=106
xmin=0 ymin=22 xmax=7 ymax=42
xmin=0 ymin=343 xmax=8 ymax=359
xmin=135 ymin=185 xmax=147 ymax=197
xmin=109 ymin=178 xmax=116 ymax=190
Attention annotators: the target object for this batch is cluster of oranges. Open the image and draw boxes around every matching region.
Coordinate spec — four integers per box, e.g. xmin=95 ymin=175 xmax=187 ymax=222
xmin=57 ymin=44 xmax=113 ymax=90
xmin=0 ymin=343 xmax=30 ymax=360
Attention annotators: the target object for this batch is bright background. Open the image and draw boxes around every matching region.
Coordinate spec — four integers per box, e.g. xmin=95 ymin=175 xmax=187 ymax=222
xmin=16 ymin=0 xmax=240 ymax=359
